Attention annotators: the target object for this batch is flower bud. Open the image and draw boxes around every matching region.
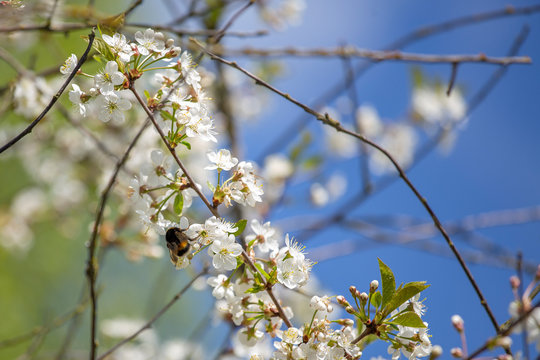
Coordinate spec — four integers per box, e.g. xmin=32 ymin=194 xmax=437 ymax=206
xmin=495 ymin=336 xmax=512 ymax=348
xmin=360 ymin=292 xmax=368 ymax=302
xmin=345 ymin=306 xmax=355 ymax=314
xmin=349 ymin=285 xmax=357 ymax=296
xmin=370 ymin=280 xmax=379 ymax=292
xmin=429 ymin=345 xmax=443 ymax=359
xmin=336 ymin=295 xmax=350 ymax=307
xmin=450 ymin=347 xmax=463 ymax=358
xmin=509 ymin=275 xmax=520 ymax=289
xmin=451 ymin=314 xmax=464 ymax=333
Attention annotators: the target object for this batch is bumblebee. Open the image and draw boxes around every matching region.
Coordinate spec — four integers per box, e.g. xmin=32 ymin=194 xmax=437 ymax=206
xmin=165 ymin=227 xmax=191 ymax=264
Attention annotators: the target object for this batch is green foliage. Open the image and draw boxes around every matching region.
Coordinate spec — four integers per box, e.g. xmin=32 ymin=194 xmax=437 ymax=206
xmin=390 ymin=311 xmax=426 ymax=328
xmin=173 ymin=192 xmax=184 ymax=215
xmin=382 ymin=281 xmax=429 ymax=318
xmin=232 ymin=219 xmax=247 ymax=236
xmin=378 ymin=258 xmax=395 ymax=309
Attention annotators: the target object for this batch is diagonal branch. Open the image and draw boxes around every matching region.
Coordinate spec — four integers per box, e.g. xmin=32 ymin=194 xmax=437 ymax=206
xmin=193 ymin=38 xmax=503 ymax=333
xmin=86 ymin=119 xmax=150 ymax=360
xmin=96 ymin=269 xmax=207 ymax=360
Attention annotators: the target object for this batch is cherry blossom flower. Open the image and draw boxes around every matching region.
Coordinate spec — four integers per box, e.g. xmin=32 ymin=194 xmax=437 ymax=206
xmin=96 ymin=91 xmax=132 ymax=123
xmin=205 ymin=149 xmax=238 ymax=171
xmin=135 ymin=28 xmax=165 ymax=56
xmin=209 ymin=234 xmax=242 ymax=271
xmin=102 ymin=33 xmax=133 ymax=62
xmin=95 ymin=61 xmax=125 ymax=94
xmin=59 ymin=53 xmax=77 ymax=76
xmin=207 ymin=274 xmax=235 ymax=300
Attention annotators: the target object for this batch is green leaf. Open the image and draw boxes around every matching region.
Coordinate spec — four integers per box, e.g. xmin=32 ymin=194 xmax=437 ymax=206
xmin=390 ymin=311 xmax=426 ymax=328
xmin=180 ymin=141 xmax=191 ymax=150
xmin=245 ymin=284 xmax=265 ymax=294
xmin=160 ymin=110 xmax=175 ymax=121
xmin=378 ymin=258 xmax=396 ymax=308
xmin=383 ymin=282 xmax=429 ymax=317
xmin=143 ymin=90 xmax=151 ymax=100
xmin=173 ymin=193 xmax=184 ymax=215
xmin=371 ymin=291 xmax=382 ymax=309
xmin=255 ymin=263 xmax=270 ymax=281
xmin=232 ymin=219 xmax=247 ymax=236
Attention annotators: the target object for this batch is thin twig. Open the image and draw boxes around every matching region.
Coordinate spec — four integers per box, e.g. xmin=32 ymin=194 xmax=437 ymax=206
xmin=96 ymin=269 xmax=207 ymax=360
xmin=123 ymin=0 xmax=143 ymax=18
xmin=193 ymin=38 xmax=503 ymax=332
xmin=446 ymin=62 xmax=458 ymax=95
xmin=86 ymin=120 xmax=150 ymax=360
xmin=125 ymin=23 xmax=267 ymax=38
xmin=214 ymin=46 xmax=532 ymax=65
xmin=466 ymin=300 xmax=540 ymax=360
xmin=340 ymin=50 xmax=372 ymax=194
xmin=0 ymin=30 xmax=96 ymax=155
xmin=129 ymin=87 xmax=218 ymax=217
xmin=211 ymin=0 xmax=255 ymax=43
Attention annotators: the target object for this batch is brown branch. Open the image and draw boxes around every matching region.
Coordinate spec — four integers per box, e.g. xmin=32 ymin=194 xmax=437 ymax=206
xmin=123 ymin=0 xmax=143 ymax=18
xmin=129 ymin=86 xmax=219 ymax=217
xmin=211 ymin=0 xmax=255 ymax=43
xmin=86 ymin=120 xmax=150 ymax=360
xmin=96 ymin=269 xmax=207 ymax=360
xmin=213 ymin=46 xmax=532 ymax=65
xmin=125 ymin=23 xmax=267 ymax=38
xmin=466 ymin=300 xmax=540 ymax=360
xmin=340 ymin=50 xmax=372 ymax=194
xmin=0 ymin=23 xmax=267 ymax=39
xmin=446 ymin=62 xmax=458 ymax=96
xmin=0 ymin=29 xmax=95 ymax=155
xmin=193 ymin=38 xmax=503 ymax=333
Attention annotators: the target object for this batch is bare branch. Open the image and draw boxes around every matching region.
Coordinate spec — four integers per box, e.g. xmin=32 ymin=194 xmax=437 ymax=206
xmin=193 ymin=38 xmax=503 ymax=333
xmin=86 ymin=120 xmax=150 ymax=360
xmin=0 ymin=29 xmax=96 ymax=155
xmin=214 ymin=46 xmax=532 ymax=65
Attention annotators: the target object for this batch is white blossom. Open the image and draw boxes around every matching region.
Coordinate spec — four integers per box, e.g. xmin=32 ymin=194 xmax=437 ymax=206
xmin=209 ymin=234 xmax=242 ymax=271
xmin=135 ymin=28 xmax=165 ymax=55
xmin=96 ymin=91 xmax=132 ymax=123
xmin=205 ymin=149 xmax=238 ymax=171
xmin=95 ymin=61 xmax=125 ymax=94
xmin=102 ymin=33 xmax=133 ymax=62
xmin=59 ymin=53 xmax=77 ymax=76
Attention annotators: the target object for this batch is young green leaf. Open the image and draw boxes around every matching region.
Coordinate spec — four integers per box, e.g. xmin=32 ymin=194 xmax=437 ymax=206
xmin=371 ymin=291 xmax=382 ymax=309
xmin=180 ymin=141 xmax=191 ymax=150
xmin=255 ymin=263 xmax=270 ymax=281
xmin=173 ymin=192 xmax=184 ymax=215
xmin=378 ymin=258 xmax=396 ymax=308
xmin=383 ymin=281 xmax=429 ymax=317
xmin=232 ymin=219 xmax=247 ymax=236
xmin=389 ymin=311 xmax=426 ymax=328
